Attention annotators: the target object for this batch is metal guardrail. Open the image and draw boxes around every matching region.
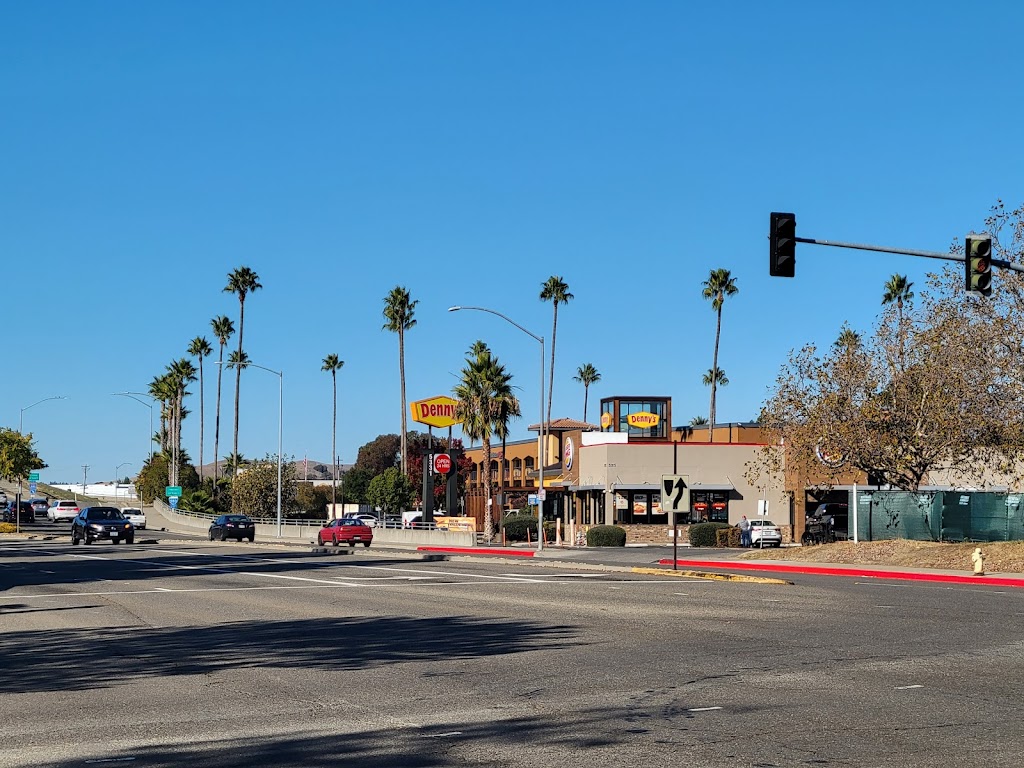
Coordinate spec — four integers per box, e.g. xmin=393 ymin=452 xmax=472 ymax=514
xmin=154 ymin=499 xmax=428 ymax=529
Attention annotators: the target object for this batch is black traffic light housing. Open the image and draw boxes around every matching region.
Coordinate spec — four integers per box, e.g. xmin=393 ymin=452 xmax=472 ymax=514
xmin=770 ymin=212 xmax=797 ymax=277
xmin=965 ymin=234 xmax=993 ymax=297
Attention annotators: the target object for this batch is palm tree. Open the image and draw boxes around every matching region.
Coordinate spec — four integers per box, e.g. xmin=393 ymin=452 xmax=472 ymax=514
xmin=835 ymin=327 xmax=862 ymax=350
xmin=223 ymin=267 xmax=262 ymax=471
xmin=222 ymin=452 xmax=248 ymax=475
xmin=572 ymin=363 xmax=601 ymax=422
xmin=148 ymin=374 xmax=176 ymax=454
xmin=188 ymin=337 xmax=213 ymax=480
xmin=321 ymin=354 xmax=345 ymax=512
xmin=701 ymin=269 xmax=738 ymax=441
xmin=540 ymin=276 xmax=574 ymax=425
xmin=690 ymin=416 xmax=709 ymax=426
xmin=382 ymin=286 xmax=418 ymax=476
xmin=881 ymin=274 xmax=914 ymax=325
xmin=703 ymin=367 xmax=729 ymax=388
xmin=453 ymin=342 xmax=520 ymax=541
xmin=210 ymin=316 xmax=235 ymax=486
xmin=168 ymin=358 xmax=197 ymax=487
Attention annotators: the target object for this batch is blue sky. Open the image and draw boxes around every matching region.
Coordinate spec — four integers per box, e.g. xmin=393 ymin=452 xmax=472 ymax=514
xmin=3 ymin=2 xmax=1021 ymax=484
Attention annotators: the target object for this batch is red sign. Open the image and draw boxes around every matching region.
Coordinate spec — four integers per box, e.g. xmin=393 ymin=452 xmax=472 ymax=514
xmin=433 ymin=453 xmax=452 ymax=474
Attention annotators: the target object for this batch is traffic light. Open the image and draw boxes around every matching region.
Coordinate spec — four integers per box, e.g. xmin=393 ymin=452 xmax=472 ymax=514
xmin=770 ymin=212 xmax=796 ymax=277
xmin=965 ymin=234 xmax=993 ymax=296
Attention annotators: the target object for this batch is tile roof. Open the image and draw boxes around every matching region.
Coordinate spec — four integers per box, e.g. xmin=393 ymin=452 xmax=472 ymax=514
xmin=527 ymin=418 xmax=600 ymax=432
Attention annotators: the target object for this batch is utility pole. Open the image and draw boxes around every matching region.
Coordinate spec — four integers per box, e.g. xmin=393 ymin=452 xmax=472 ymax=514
xmin=81 ymin=465 xmax=89 ymax=495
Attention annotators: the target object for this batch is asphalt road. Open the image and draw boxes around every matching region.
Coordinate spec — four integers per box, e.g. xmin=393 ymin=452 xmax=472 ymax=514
xmin=2 ymin=537 xmax=1023 ymax=768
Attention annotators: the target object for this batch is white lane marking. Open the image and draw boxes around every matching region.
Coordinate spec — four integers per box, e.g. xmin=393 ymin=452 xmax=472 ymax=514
xmin=69 ymin=554 xmax=108 ymax=561
xmin=40 ymin=570 xmax=56 ymax=574
xmin=688 ymin=707 xmax=722 ymax=712
xmin=85 ymin=758 xmax=137 ymax=763
xmin=420 ymin=731 xmax=463 ymax=738
xmin=896 ymin=685 xmax=924 ymax=690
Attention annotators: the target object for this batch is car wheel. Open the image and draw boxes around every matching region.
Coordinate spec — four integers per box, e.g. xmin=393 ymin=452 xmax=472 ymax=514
xmin=84 ymin=536 xmax=93 ymax=545
xmin=348 ymin=541 xmax=355 ymax=548
xmin=317 ymin=535 xmax=324 ymax=546
xmin=114 ymin=538 xmax=122 ymax=544
xmin=332 ymin=538 xmax=338 ymax=547
xmin=248 ymin=535 xmax=254 ymax=543
xmin=71 ymin=533 xmax=80 ymax=545
xmin=126 ymin=536 xmax=134 ymax=545
xmin=363 ymin=541 xmax=371 ymax=548
xmin=220 ymin=531 xmax=227 ymax=541
xmin=208 ymin=530 xmax=214 ymax=541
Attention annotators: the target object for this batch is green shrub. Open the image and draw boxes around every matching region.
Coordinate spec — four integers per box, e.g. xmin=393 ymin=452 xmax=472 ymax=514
xmin=502 ymin=513 xmax=541 ymax=542
xmin=586 ymin=525 xmax=626 ymax=547
xmin=689 ymin=522 xmax=732 ymax=547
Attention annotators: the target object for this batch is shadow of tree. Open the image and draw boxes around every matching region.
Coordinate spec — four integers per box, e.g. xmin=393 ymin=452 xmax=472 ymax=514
xmin=1 ymin=615 xmax=579 ymax=694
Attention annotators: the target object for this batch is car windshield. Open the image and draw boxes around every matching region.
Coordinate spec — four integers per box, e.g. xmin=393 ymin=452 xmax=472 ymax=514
xmin=341 ymin=519 xmax=366 ymax=526
xmin=225 ymin=515 xmax=250 ymax=522
xmin=88 ymin=509 xmax=122 ymax=520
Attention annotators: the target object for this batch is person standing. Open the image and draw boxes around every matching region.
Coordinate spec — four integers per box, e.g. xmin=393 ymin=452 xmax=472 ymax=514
xmin=739 ymin=515 xmax=751 ymax=547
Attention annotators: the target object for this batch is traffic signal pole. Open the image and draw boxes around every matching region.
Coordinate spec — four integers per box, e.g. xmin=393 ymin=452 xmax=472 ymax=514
xmin=790 ymin=235 xmax=1024 ymax=274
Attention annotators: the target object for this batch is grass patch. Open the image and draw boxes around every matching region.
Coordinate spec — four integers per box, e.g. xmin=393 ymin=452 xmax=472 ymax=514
xmin=741 ymin=539 xmax=1024 ymax=573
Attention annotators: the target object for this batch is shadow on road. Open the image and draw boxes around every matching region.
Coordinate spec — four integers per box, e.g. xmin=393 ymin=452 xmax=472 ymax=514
xmin=1 ymin=614 xmax=579 ymax=695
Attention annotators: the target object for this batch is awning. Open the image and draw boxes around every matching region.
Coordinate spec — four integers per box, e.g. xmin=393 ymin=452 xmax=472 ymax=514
xmin=689 ymin=482 xmax=735 ymax=491
xmin=568 ymin=484 xmax=604 ymax=492
xmin=611 ymin=483 xmax=662 ymax=491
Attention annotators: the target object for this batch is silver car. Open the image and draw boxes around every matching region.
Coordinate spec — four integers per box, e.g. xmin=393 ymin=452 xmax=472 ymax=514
xmin=48 ymin=500 xmax=81 ymax=522
xmin=750 ymin=519 xmax=783 ymax=547
xmin=120 ymin=508 xmax=146 ymax=529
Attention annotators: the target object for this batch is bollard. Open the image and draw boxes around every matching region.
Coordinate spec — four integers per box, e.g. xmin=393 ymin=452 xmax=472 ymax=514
xmin=971 ymin=547 xmax=985 ymax=576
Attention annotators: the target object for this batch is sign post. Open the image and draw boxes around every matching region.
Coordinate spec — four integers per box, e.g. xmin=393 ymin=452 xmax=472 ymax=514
xmin=662 ymin=474 xmax=690 ymax=571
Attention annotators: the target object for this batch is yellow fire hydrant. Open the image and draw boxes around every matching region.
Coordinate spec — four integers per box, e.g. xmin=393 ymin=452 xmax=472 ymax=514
xmin=971 ymin=547 xmax=985 ymax=576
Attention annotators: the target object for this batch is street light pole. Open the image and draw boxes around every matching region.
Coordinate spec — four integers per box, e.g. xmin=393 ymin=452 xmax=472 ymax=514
xmin=112 ymin=392 xmax=155 ymax=465
xmin=214 ymin=360 xmax=284 ymax=537
xmin=18 ymin=396 xmax=67 ymax=534
xmin=448 ymin=305 xmax=546 ymax=551
xmin=115 ymin=462 xmax=131 ymax=504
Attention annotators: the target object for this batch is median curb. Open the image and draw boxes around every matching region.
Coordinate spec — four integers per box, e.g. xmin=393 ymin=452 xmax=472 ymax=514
xmin=632 ymin=566 xmax=792 ymax=584
xmin=657 ymin=558 xmax=1024 ymax=588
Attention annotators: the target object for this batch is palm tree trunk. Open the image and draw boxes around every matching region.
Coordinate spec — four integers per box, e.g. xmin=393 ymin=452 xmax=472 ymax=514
xmin=331 ymin=372 xmax=337 ymax=511
xmin=547 ymin=304 xmax=558 ymax=425
xmin=483 ymin=438 xmax=493 ymax=541
xmin=198 ymin=359 xmax=205 ymax=482
xmin=399 ymin=328 xmax=408 ymax=476
xmin=233 ymin=300 xmax=245 ymax=472
xmin=214 ymin=345 xmax=223 ymax=487
xmin=709 ymin=306 xmax=722 ymax=443
xmin=583 ymin=384 xmax=589 ymax=422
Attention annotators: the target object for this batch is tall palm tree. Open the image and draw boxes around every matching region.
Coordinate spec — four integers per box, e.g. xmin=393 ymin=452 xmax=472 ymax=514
xmin=148 ymin=374 xmax=176 ymax=454
xmin=572 ymin=363 xmax=601 ymax=422
xmin=382 ymin=286 xmax=418 ymax=476
xmin=881 ymin=274 xmax=914 ymax=325
xmin=453 ymin=342 xmax=520 ymax=541
xmin=210 ymin=316 xmax=235 ymax=486
xmin=701 ymin=269 xmax=738 ymax=441
xmin=188 ymin=336 xmax=213 ymax=480
xmin=540 ymin=276 xmax=574 ymax=425
xmin=690 ymin=416 xmax=709 ymax=426
xmin=835 ymin=327 xmax=862 ymax=350
xmin=321 ymin=354 xmax=345 ymax=512
xmin=702 ymin=368 xmax=729 ymax=388
xmin=222 ymin=452 xmax=248 ymax=475
xmin=223 ymin=267 xmax=262 ymax=471
xmin=168 ymin=358 xmax=197 ymax=487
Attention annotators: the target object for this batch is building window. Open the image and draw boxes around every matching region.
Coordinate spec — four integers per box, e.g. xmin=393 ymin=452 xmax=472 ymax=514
xmin=513 ymin=458 xmax=522 ymax=480
xmin=691 ymin=491 xmax=729 ymax=523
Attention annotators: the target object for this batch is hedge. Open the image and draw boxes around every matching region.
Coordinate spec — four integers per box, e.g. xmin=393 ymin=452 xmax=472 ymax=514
xmin=586 ymin=525 xmax=626 ymax=547
xmin=688 ymin=522 xmax=732 ymax=547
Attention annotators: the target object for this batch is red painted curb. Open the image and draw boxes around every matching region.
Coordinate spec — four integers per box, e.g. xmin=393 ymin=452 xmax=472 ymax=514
xmin=657 ymin=559 xmax=1024 ymax=588
xmin=418 ymin=546 xmax=536 ymax=557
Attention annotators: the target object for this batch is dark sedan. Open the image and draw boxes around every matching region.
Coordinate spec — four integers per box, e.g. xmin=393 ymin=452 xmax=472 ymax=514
xmin=3 ymin=501 xmax=35 ymax=524
xmin=209 ymin=514 xmax=255 ymax=542
xmin=71 ymin=507 xmax=134 ymax=545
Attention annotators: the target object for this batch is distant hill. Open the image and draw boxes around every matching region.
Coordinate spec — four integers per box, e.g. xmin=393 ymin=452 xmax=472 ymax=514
xmin=196 ymin=459 xmax=353 ymax=480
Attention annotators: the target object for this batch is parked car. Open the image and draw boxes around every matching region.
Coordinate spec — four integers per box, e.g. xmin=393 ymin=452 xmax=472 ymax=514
xmin=317 ymin=518 xmax=373 ymax=547
xmin=3 ymin=501 xmax=35 ymax=524
xmin=48 ymin=500 xmax=81 ymax=522
xmin=0 ymin=491 xmax=7 ymax=505
xmin=29 ymin=498 xmax=50 ymax=516
xmin=209 ymin=514 xmax=255 ymax=542
xmin=120 ymin=508 xmax=146 ymax=529
xmin=71 ymin=507 xmax=134 ymax=545
xmin=352 ymin=514 xmax=379 ymax=528
xmin=749 ymin=519 xmax=783 ymax=547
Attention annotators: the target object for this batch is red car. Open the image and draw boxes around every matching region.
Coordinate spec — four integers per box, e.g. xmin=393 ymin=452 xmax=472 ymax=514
xmin=318 ymin=518 xmax=373 ymax=548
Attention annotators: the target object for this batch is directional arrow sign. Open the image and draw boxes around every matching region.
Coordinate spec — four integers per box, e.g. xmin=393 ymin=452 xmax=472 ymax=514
xmin=661 ymin=474 xmax=690 ymax=514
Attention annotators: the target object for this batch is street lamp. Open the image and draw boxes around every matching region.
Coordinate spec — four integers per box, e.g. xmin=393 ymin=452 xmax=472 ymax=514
xmin=112 ymin=392 xmax=155 ymax=465
xmin=115 ymin=462 xmax=131 ymax=503
xmin=448 ymin=305 xmax=546 ymax=551
xmin=214 ymin=360 xmax=284 ymax=537
xmin=17 ymin=396 xmax=66 ymax=534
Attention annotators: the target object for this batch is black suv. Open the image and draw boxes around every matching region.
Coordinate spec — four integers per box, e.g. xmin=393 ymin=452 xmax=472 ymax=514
xmin=3 ymin=501 xmax=35 ymax=524
xmin=71 ymin=507 xmax=134 ymax=545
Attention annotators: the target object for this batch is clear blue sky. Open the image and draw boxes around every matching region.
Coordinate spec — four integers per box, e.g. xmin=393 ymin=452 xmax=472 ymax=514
xmin=3 ymin=2 xmax=1020 ymax=484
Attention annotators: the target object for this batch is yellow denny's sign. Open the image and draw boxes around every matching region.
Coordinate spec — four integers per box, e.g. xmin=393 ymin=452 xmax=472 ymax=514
xmin=410 ymin=396 xmax=460 ymax=428
xmin=626 ymin=411 xmax=660 ymax=428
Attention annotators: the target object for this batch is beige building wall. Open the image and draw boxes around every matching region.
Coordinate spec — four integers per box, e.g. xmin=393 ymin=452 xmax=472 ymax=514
xmin=576 ymin=441 xmax=788 ymax=526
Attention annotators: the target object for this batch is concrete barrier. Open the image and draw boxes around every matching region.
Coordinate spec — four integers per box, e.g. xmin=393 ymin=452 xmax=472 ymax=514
xmin=152 ymin=499 xmax=476 ymax=547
